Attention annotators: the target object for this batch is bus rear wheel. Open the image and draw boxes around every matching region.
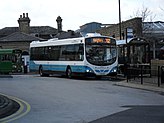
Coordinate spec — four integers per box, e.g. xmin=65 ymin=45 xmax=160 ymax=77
xmin=66 ymin=68 xmax=72 ymax=78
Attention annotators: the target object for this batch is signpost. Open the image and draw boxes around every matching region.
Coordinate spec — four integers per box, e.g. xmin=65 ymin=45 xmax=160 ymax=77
xmin=126 ymin=28 xmax=133 ymax=43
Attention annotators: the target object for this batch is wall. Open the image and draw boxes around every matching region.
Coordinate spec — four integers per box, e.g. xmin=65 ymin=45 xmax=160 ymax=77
xmin=151 ymin=59 xmax=164 ymax=76
xmin=0 ymin=41 xmax=30 ymax=52
xmin=97 ymin=17 xmax=142 ymax=39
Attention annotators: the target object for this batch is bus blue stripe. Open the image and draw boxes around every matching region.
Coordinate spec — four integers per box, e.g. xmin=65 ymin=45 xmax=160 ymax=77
xmin=30 ymin=61 xmax=87 ymax=73
xmin=30 ymin=61 xmax=117 ymax=75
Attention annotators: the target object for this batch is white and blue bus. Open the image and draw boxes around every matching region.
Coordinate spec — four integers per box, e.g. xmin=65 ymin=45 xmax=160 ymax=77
xmin=29 ymin=34 xmax=118 ymax=78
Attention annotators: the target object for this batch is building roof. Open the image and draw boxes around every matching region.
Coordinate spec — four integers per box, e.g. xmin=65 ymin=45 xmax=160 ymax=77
xmin=0 ymin=27 xmax=18 ymax=36
xmin=55 ymin=30 xmax=82 ymax=39
xmin=30 ymin=26 xmax=58 ymax=34
xmin=0 ymin=32 xmax=44 ymax=42
xmin=76 ymin=22 xmax=102 ymax=33
xmin=143 ymin=21 xmax=164 ymax=31
xmin=143 ymin=21 xmax=164 ymax=39
xmin=0 ymin=26 xmax=58 ymax=37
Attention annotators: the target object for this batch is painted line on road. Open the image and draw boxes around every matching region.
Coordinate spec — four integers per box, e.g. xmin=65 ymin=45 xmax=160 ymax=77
xmin=0 ymin=93 xmax=31 ymax=123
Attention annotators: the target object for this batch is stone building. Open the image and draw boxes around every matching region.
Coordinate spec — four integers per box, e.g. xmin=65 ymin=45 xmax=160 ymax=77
xmin=97 ymin=17 xmax=164 ymax=59
xmin=97 ymin=17 xmax=143 ymax=39
xmin=0 ymin=13 xmax=63 ymax=53
xmin=0 ymin=32 xmax=43 ymax=52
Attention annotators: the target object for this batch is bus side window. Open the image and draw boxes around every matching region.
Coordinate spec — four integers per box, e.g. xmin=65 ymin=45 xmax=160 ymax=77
xmin=78 ymin=44 xmax=84 ymax=60
xmin=75 ymin=44 xmax=84 ymax=61
xmin=60 ymin=46 xmax=67 ymax=61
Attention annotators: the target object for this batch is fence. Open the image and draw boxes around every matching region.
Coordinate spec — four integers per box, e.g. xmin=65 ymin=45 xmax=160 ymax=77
xmin=126 ymin=65 xmax=164 ymax=87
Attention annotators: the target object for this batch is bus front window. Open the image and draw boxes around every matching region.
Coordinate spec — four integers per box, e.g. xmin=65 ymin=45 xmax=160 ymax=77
xmin=86 ymin=44 xmax=117 ymax=66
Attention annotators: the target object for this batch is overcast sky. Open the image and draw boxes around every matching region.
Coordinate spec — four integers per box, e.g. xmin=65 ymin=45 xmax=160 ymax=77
xmin=0 ymin=0 xmax=164 ymax=31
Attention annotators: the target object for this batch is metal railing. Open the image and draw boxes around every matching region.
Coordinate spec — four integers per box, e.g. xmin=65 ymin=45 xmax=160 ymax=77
xmin=126 ymin=65 xmax=164 ymax=87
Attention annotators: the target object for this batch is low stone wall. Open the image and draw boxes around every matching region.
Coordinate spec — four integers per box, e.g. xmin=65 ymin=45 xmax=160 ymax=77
xmin=151 ymin=60 xmax=164 ymax=76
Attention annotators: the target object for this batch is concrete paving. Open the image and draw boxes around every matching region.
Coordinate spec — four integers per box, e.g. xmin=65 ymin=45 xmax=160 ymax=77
xmin=114 ymin=80 xmax=164 ymax=94
xmin=88 ymin=78 xmax=164 ymax=123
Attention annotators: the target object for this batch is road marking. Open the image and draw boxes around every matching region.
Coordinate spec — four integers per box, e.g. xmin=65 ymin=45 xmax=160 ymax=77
xmin=0 ymin=93 xmax=31 ymax=123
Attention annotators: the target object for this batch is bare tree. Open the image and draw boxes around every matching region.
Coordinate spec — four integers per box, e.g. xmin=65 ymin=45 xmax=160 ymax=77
xmin=159 ymin=6 xmax=164 ymax=12
xmin=130 ymin=5 xmax=157 ymax=59
xmin=130 ymin=5 xmax=156 ymax=22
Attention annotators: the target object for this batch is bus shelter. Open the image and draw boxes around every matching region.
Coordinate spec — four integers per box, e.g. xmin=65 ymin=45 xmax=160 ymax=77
xmin=117 ymin=37 xmax=150 ymax=75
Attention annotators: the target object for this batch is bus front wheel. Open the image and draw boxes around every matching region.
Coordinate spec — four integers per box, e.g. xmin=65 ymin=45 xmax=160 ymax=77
xmin=39 ymin=66 xmax=49 ymax=77
xmin=66 ymin=67 xmax=72 ymax=78
xmin=39 ymin=66 xmax=44 ymax=76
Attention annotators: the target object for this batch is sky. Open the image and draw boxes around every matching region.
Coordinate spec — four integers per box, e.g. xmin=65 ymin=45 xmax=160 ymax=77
xmin=0 ymin=0 xmax=164 ymax=31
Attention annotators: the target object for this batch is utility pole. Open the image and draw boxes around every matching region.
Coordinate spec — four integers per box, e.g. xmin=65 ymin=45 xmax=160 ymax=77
xmin=118 ymin=0 xmax=122 ymax=40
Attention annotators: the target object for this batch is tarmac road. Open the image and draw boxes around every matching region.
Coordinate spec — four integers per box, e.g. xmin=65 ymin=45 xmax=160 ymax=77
xmin=0 ymin=74 xmax=164 ymax=123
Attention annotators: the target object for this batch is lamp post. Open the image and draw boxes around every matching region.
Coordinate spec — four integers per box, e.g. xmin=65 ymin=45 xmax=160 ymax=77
xmin=118 ymin=0 xmax=122 ymax=40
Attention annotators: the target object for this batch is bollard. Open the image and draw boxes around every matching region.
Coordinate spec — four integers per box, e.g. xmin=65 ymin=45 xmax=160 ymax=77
xmin=24 ymin=65 xmax=27 ymax=74
xmin=161 ymin=66 xmax=164 ymax=84
xmin=158 ymin=66 xmax=160 ymax=87
xmin=127 ymin=68 xmax=129 ymax=83
xmin=141 ymin=65 xmax=143 ymax=84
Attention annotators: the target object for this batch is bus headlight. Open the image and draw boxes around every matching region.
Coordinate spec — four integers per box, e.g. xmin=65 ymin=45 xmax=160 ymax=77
xmin=113 ymin=69 xmax=117 ymax=72
xmin=85 ymin=66 xmax=93 ymax=73
xmin=110 ymin=66 xmax=117 ymax=73
xmin=86 ymin=69 xmax=92 ymax=72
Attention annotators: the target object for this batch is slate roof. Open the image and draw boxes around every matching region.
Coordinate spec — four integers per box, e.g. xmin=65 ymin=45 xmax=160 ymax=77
xmin=0 ymin=32 xmax=44 ymax=42
xmin=55 ymin=30 xmax=82 ymax=39
xmin=0 ymin=26 xmax=58 ymax=37
xmin=30 ymin=26 xmax=58 ymax=34
xmin=0 ymin=27 xmax=19 ymax=37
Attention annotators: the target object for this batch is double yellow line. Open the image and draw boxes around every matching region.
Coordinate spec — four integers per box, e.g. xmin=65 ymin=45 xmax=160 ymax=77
xmin=0 ymin=93 xmax=31 ymax=123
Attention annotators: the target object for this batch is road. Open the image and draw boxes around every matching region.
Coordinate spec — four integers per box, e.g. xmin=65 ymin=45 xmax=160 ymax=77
xmin=0 ymin=75 xmax=164 ymax=123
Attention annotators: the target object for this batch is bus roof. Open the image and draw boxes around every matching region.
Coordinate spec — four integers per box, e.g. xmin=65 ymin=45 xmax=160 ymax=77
xmin=30 ymin=37 xmax=84 ymax=47
xmin=30 ymin=33 xmax=114 ymax=48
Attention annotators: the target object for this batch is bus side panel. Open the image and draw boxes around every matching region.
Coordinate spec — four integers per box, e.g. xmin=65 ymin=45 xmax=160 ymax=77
xmin=70 ymin=65 xmax=96 ymax=77
xmin=71 ymin=65 xmax=86 ymax=73
xmin=30 ymin=61 xmax=68 ymax=74
xmin=29 ymin=61 xmax=40 ymax=72
xmin=0 ymin=61 xmax=12 ymax=74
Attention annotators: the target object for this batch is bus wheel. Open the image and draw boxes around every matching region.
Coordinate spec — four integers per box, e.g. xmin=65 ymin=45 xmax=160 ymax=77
xmin=39 ymin=67 xmax=49 ymax=77
xmin=66 ymin=68 xmax=72 ymax=78
xmin=39 ymin=66 xmax=44 ymax=76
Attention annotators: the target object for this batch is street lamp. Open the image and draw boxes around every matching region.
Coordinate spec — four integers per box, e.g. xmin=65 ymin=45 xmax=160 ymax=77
xmin=118 ymin=0 xmax=122 ymax=40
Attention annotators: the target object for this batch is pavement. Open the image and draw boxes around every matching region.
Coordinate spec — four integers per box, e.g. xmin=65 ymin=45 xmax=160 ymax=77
xmin=0 ymin=75 xmax=13 ymax=78
xmin=88 ymin=77 xmax=164 ymax=123
xmin=114 ymin=80 xmax=164 ymax=94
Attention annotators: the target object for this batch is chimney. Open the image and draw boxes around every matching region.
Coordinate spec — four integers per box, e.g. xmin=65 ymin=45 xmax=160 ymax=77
xmin=18 ymin=13 xmax=31 ymax=34
xmin=56 ymin=16 xmax=62 ymax=33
